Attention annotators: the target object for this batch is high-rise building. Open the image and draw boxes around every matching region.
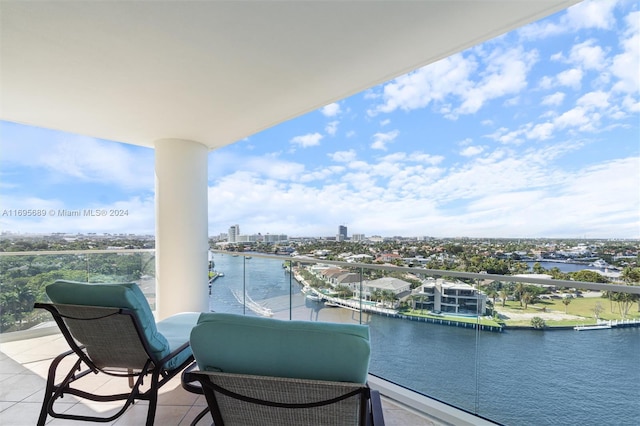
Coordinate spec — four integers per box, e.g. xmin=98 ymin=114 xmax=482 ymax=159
xmin=338 ymin=225 xmax=348 ymax=241
xmin=228 ymin=224 xmax=240 ymax=243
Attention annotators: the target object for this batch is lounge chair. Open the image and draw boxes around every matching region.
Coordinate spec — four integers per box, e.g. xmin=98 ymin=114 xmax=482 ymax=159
xmin=34 ymin=279 xmax=200 ymax=426
xmin=182 ymin=313 xmax=384 ymax=425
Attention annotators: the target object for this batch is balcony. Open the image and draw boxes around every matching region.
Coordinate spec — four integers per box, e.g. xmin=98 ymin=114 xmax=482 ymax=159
xmin=2 ymin=249 xmax=639 ymax=425
xmin=1 ymin=333 xmax=448 ymax=426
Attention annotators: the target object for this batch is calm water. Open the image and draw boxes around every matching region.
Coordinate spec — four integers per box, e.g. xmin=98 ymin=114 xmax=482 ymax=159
xmin=525 ymin=260 xmax=599 ymax=273
xmin=209 ymin=254 xmax=640 ymax=426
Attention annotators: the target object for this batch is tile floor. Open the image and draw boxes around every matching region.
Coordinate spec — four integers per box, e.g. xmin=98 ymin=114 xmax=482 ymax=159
xmin=0 ymin=334 xmax=442 ymax=425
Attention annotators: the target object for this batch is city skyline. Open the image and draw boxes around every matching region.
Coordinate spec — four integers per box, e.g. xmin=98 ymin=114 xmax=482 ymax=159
xmin=1 ymin=0 xmax=638 ymax=239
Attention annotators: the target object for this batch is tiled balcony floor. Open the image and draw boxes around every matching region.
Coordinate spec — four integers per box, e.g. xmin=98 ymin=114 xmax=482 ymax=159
xmin=1 ymin=333 xmax=443 ymax=425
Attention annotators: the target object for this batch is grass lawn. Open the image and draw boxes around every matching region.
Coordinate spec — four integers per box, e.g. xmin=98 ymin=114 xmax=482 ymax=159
xmin=495 ymin=295 xmax=640 ymax=327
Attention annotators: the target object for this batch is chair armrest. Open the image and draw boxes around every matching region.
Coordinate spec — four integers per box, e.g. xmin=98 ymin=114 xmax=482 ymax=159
xmin=181 ymin=361 xmax=203 ymax=395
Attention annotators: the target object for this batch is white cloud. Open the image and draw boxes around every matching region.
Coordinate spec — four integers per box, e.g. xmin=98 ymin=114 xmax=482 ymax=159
xmin=541 ymin=92 xmax=565 ymax=106
xmin=367 ymin=53 xmax=476 ymax=116
xmin=564 ymin=0 xmax=618 ymax=31
xmin=556 ymin=68 xmax=583 ymax=89
xmin=325 ymin=120 xmax=339 ymax=136
xmin=459 ymin=146 xmax=485 ymax=157
xmin=298 ymin=166 xmax=345 ymax=183
xmin=526 ymin=122 xmax=555 ymax=141
xmin=577 ymin=91 xmax=610 ymax=109
xmin=519 ymin=0 xmax=618 ymax=39
xmin=539 ymin=76 xmax=554 ymax=90
xmin=329 ymin=150 xmax=357 ymax=163
xmin=37 ymin=136 xmax=154 ymax=191
xmin=0 ymin=127 xmax=152 ymax=192
xmin=320 ymin=103 xmax=342 ymax=117
xmin=554 ymin=106 xmax=593 ymax=131
xmin=456 ymin=47 xmax=538 ymax=116
xmin=611 ymin=11 xmax=640 ymax=94
xmin=568 ymin=39 xmax=608 ymax=70
xmin=369 ymin=46 xmax=538 ymax=119
xmin=370 ymin=130 xmax=399 ymax=151
xmin=290 ymin=132 xmax=323 ymax=148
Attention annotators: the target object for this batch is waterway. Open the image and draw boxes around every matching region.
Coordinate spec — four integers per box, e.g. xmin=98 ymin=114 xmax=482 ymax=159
xmin=525 ymin=260 xmax=605 ymax=273
xmin=209 ymin=254 xmax=640 ymax=426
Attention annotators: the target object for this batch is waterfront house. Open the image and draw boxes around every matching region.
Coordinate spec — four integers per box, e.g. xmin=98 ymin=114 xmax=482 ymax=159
xmin=414 ymin=278 xmax=488 ymax=315
xmin=355 ymin=277 xmax=413 ymax=308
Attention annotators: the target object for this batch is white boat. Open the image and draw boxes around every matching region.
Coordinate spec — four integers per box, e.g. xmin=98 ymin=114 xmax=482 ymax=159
xmin=589 ymin=259 xmax=609 ymax=269
xmin=324 ymin=301 xmax=340 ymax=307
xmin=574 ymin=324 xmax=612 ymax=331
xmin=305 ymin=294 xmax=323 ymax=302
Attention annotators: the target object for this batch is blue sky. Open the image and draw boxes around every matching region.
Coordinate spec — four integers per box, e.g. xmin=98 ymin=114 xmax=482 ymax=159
xmin=1 ymin=0 xmax=639 ymax=239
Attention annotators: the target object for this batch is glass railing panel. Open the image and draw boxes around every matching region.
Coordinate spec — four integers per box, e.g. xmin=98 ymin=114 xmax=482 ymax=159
xmin=474 ymin=278 xmax=640 ymax=426
xmin=4 ymin=248 xmax=638 ymax=425
xmin=0 ymin=250 xmax=156 ymax=333
xmin=208 ymin=250 xmax=640 ymax=425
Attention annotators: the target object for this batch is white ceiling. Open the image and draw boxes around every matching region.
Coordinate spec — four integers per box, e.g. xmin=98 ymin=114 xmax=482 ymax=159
xmin=0 ymin=1 xmax=579 ymax=150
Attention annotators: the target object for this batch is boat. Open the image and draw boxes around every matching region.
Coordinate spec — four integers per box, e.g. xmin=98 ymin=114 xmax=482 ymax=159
xmin=324 ymin=301 xmax=340 ymax=307
xmin=589 ymin=259 xmax=609 ymax=269
xmin=574 ymin=324 xmax=612 ymax=331
xmin=305 ymin=294 xmax=323 ymax=302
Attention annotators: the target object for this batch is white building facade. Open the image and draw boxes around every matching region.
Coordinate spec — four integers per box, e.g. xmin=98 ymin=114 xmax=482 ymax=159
xmin=413 ymin=278 xmax=487 ymax=315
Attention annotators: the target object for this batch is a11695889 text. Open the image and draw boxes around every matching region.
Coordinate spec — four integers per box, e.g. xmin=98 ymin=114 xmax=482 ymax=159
xmin=2 ymin=209 xmax=129 ymax=217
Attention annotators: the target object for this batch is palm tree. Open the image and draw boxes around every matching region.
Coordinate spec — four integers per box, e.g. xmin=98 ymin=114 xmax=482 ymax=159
xmin=522 ymin=291 xmax=533 ymax=310
xmin=620 ymin=267 xmax=640 ymax=312
xmin=562 ymin=297 xmax=571 ymax=314
xmin=487 ymin=289 xmax=498 ymax=306
xmin=499 ymin=289 xmax=509 ymax=307
xmin=381 ymin=290 xmax=397 ymax=308
xmin=515 ymin=283 xmax=525 ymax=307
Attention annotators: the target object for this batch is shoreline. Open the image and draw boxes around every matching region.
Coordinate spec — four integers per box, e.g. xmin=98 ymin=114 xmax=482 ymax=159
xmin=289 ymin=269 xmax=640 ymax=332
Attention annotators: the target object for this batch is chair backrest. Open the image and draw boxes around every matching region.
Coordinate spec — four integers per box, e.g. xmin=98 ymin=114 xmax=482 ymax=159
xmin=190 ymin=313 xmax=371 ymax=383
xmin=189 ymin=313 xmax=372 ymax=425
xmin=45 ymin=280 xmax=171 ymax=368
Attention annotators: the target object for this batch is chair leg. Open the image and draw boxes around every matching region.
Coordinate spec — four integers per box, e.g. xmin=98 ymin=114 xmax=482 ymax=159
xmin=369 ymin=390 xmax=385 ymax=426
xmin=37 ymin=350 xmax=81 ymax=426
xmin=190 ymin=407 xmax=210 ymax=426
xmin=145 ymin=369 xmax=162 ymax=426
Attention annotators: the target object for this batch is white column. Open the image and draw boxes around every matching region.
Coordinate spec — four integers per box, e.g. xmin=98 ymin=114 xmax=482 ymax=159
xmin=154 ymin=138 xmax=209 ymax=319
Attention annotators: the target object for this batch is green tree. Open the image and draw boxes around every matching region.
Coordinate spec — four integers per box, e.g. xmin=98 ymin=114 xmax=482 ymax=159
xmin=532 ymin=262 xmax=546 ymax=274
xmin=531 ymin=316 xmax=546 ymax=329
xmin=571 ymin=270 xmax=608 ymax=283
xmin=562 ymin=297 xmax=571 ymax=314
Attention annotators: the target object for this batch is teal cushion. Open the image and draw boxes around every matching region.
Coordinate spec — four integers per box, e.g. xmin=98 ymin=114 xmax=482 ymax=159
xmin=191 ymin=313 xmax=370 ymax=383
xmin=46 ymin=280 xmax=171 ymax=363
xmin=157 ymin=312 xmax=201 ymax=369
